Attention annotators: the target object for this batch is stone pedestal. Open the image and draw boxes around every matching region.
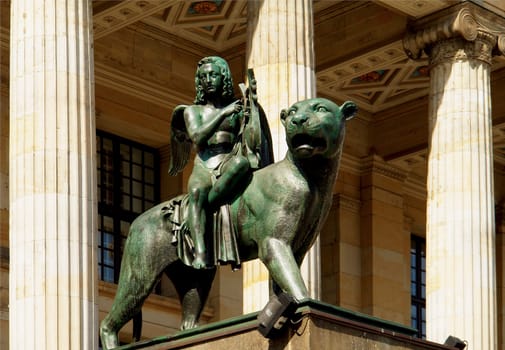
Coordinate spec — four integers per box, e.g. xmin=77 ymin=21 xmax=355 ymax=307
xmin=114 ymin=299 xmax=454 ymax=350
xmin=243 ymin=0 xmax=319 ymax=312
xmin=9 ymin=0 xmax=97 ymax=349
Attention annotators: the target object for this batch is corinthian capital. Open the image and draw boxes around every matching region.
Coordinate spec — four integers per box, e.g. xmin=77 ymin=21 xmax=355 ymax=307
xmin=403 ymin=3 xmax=505 ymax=62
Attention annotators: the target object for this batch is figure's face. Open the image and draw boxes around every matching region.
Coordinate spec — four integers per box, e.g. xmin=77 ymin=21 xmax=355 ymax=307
xmin=198 ymin=63 xmax=223 ymax=95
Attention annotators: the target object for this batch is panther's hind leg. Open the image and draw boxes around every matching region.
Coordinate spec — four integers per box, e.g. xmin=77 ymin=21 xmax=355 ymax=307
xmin=100 ymin=269 xmax=158 ymax=349
xmin=167 ymin=263 xmax=216 ymax=330
xmin=100 ymin=247 xmax=164 ymax=349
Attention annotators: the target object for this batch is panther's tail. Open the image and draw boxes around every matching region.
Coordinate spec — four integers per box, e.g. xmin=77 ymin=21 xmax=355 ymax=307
xmin=132 ymin=310 xmax=142 ymax=342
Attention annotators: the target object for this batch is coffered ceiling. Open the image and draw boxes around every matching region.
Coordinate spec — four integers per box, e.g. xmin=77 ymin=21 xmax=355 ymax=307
xmin=88 ymin=0 xmax=505 ymax=179
xmin=93 ymin=0 xmax=427 ymax=114
xmin=92 ymin=0 xmax=505 ymax=116
xmin=93 ymin=1 xmax=248 ymax=50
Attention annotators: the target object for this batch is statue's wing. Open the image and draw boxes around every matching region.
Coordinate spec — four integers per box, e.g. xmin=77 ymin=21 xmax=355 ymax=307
xmin=168 ymin=105 xmax=192 ymax=176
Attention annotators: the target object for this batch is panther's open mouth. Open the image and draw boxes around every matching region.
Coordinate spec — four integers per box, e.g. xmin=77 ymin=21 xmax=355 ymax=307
xmin=291 ymin=134 xmax=327 ymax=153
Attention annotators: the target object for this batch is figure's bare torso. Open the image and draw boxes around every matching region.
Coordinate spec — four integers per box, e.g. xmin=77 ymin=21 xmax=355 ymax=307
xmin=188 ymin=104 xmax=241 ymax=168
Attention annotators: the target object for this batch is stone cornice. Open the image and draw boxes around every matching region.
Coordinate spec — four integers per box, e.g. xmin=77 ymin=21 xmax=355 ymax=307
xmin=94 ymin=61 xmax=192 ymax=108
xmin=360 ymin=154 xmax=408 ymax=182
xmin=403 ymin=173 xmax=427 ymax=201
xmin=333 ymin=193 xmax=361 ymax=214
xmin=340 ymin=153 xmax=361 ymax=176
xmin=403 ymin=3 xmax=505 ymax=63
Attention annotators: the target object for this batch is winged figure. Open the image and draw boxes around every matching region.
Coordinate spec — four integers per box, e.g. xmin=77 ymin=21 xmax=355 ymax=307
xmin=167 ymin=56 xmax=272 ymax=269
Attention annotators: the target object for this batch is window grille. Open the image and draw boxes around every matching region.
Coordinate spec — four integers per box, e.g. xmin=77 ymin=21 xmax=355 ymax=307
xmin=97 ymin=131 xmax=159 ymax=284
xmin=410 ymin=234 xmax=426 ymax=338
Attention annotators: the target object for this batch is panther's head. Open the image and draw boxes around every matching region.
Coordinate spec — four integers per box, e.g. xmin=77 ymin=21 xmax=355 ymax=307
xmin=280 ymin=98 xmax=357 ymax=159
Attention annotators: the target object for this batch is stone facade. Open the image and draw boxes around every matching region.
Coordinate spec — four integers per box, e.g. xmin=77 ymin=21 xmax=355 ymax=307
xmin=1 ymin=1 xmax=505 ymax=349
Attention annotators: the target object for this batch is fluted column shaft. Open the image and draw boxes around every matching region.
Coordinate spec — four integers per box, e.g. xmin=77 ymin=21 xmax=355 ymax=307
xmin=9 ymin=1 xmax=97 ymax=349
xmin=246 ymin=0 xmax=316 ymax=159
xmin=404 ymin=4 xmax=504 ymax=348
xmin=427 ymin=36 xmax=495 ymax=348
xmin=244 ymin=0 xmax=318 ymax=312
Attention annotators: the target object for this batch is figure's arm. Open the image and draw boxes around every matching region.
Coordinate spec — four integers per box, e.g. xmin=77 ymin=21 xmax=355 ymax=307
xmin=184 ymin=102 xmax=241 ymax=148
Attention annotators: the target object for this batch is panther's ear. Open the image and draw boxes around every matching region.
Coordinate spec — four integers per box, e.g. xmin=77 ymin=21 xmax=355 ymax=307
xmin=341 ymin=101 xmax=357 ymax=121
xmin=280 ymin=109 xmax=288 ymax=126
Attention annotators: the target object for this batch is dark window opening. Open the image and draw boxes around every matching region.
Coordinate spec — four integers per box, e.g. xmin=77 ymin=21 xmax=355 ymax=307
xmin=411 ymin=234 xmax=426 ymax=339
xmin=97 ymin=131 xmax=160 ymax=288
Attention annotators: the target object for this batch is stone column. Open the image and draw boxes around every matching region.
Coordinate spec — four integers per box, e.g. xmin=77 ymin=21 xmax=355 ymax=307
xmin=321 ymin=192 xmax=362 ymax=309
xmin=9 ymin=1 xmax=97 ymax=349
xmin=244 ymin=0 xmax=318 ymax=312
xmin=404 ymin=4 xmax=505 ymax=349
xmin=360 ymin=155 xmax=410 ymax=324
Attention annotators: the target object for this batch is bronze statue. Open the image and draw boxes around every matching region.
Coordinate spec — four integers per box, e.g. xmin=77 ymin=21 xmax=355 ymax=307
xmin=99 ymin=94 xmax=356 ymax=349
xmin=168 ymin=56 xmax=272 ymax=269
xmin=172 ymin=57 xmax=246 ymax=268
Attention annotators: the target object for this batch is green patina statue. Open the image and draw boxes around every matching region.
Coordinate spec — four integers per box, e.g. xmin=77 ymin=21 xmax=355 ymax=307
xmin=99 ymin=56 xmax=356 ymax=350
xmin=168 ymin=56 xmax=272 ymax=270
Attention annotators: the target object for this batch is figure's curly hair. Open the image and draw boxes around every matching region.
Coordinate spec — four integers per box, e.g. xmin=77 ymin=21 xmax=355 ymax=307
xmin=194 ymin=56 xmax=235 ymax=105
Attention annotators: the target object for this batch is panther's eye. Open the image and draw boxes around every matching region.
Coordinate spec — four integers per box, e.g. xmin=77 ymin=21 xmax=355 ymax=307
xmin=316 ymin=106 xmax=328 ymax=113
xmin=289 ymin=109 xmax=297 ymax=115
